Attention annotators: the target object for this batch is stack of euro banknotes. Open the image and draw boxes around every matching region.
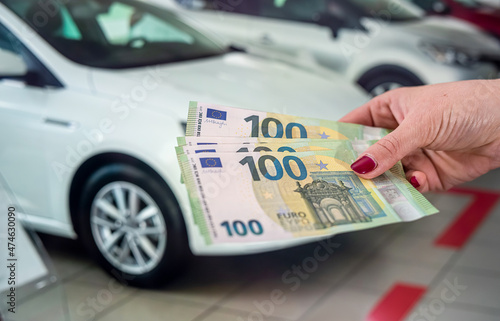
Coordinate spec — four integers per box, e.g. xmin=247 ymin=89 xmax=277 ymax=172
xmin=176 ymin=101 xmax=438 ymax=245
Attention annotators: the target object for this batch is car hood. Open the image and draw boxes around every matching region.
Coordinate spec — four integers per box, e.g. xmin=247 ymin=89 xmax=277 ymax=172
xmin=385 ymin=16 xmax=500 ymax=53
xmin=89 ymin=53 xmax=368 ymax=122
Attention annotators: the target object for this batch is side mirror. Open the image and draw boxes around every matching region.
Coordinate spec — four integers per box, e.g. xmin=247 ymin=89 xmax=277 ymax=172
xmin=0 ymin=49 xmax=27 ymax=78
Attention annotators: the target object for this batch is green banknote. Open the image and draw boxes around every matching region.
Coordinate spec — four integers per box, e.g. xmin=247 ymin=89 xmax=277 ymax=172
xmin=178 ymin=137 xmax=374 ymax=153
xmin=178 ymin=136 xmax=358 ymax=146
xmin=178 ymin=149 xmax=438 ymax=245
xmin=176 ymin=138 xmax=406 ymax=186
xmin=186 ymin=101 xmax=390 ymax=140
xmin=176 ymin=140 xmax=366 ymax=154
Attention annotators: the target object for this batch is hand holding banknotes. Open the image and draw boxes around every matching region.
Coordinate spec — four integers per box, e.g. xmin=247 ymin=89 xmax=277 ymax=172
xmin=341 ymin=79 xmax=500 ymax=193
xmin=179 ymin=101 xmax=439 ymax=246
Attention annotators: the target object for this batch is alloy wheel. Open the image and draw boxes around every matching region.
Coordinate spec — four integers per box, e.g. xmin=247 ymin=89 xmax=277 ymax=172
xmin=90 ymin=181 xmax=167 ymax=275
xmin=369 ymin=82 xmax=402 ymax=96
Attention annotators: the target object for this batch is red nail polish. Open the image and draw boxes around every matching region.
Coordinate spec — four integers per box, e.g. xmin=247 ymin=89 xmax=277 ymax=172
xmin=410 ymin=176 xmax=420 ymax=188
xmin=351 ymin=156 xmax=377 ymax=174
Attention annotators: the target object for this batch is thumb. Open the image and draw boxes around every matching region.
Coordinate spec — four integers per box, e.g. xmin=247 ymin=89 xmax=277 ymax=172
xmin=351 ymin=122 xmax=423 ymax=179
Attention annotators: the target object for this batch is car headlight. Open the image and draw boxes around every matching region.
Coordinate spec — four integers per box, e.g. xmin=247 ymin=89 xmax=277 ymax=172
xmin=419 ymin=42 xmax=478 ymax=67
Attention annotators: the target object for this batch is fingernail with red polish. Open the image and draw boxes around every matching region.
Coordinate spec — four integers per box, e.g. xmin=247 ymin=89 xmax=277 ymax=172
xmin=351 ymin=156 xmax=377 ymax=174
xmin=410 ymin=176 xmax=420 ymax=188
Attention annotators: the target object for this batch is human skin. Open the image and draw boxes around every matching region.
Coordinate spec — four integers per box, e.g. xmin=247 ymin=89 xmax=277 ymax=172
xmin=340 ymin=79 xmax=500 ymax=192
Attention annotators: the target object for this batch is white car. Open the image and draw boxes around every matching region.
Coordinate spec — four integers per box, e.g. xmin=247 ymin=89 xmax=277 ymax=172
xmin=0 ymin=0 xmax=368 ymax=287
xmin=157 ymin=0 xmax=500 ymax=95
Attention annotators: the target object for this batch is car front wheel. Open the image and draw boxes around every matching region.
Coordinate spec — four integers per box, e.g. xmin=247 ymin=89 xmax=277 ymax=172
xmin=358 ymin=68 xmax=424 ymax=96
xmin=77 ymin=164 xmax=188 ymax=288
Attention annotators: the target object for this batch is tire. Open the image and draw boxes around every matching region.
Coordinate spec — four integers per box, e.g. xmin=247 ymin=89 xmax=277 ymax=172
xmin=76 ymin=163 xmax=188 ymax=288
xmin=358 ymin=68 xmax=424 ymax=96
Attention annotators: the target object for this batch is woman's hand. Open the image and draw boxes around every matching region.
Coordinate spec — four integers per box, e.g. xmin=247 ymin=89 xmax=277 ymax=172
xmin=341 ymin=79 xmax=500 ymax=192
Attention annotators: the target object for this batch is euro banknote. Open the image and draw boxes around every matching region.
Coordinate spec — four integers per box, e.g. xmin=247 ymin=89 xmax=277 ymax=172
xmin=176 ymin=140 xmax=370 ymax=154
xmin=177 ymin=137 xmax=374 ymax=154
xmin=177 ymin=149 xmax=438 ymax=245
xmin=177 ymin=138 xmax=406 ymax=186
xmin=176 ymin=140 xmax=352 ymax=184
xmin=178 ymin=136 xmax=366 ymax=146
xmin=186 ymin=101 xmax=390 ymax=140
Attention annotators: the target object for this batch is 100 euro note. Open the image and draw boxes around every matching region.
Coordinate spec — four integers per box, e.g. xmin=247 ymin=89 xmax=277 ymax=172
xmin=177 ymin=137 xmax=377 ymax=155
xmin=175 ymin=139 xmax=406 ymax=185
xmin=177 ymin=149 xmax=438 ymax=245
xmin=176 ymin=138 xmax=406 ymax=181
xmin=186 ymin=101 xmax=390 ymax=140
xmin=176 ymin=139 xmax=372 ymax=154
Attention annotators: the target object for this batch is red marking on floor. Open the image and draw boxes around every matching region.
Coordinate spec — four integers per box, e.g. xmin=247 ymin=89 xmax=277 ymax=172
xmin=367 ymin=283 xmax=427 ymax=321
xmin=435 ymin=187 xmax=500 ymax=249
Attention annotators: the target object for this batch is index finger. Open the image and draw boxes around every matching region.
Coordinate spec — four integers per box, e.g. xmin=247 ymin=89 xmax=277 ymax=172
xmin=339 ymin=92 xmax=401 ymax=129
xmin=339 ymin=102 xmax=375 ymax=126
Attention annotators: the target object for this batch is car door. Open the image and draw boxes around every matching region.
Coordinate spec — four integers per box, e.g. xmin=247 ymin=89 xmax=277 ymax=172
xmin=246 ymin=0 xmax=359 ymax=73
xmin=0 ymin=23 xmax=53 ymax=217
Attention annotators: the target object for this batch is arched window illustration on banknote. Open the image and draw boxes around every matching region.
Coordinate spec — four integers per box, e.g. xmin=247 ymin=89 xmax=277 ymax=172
xmin=295 ymin=172 xmax=384 ymax=229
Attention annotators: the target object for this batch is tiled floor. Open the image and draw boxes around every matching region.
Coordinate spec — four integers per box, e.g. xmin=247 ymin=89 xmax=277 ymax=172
xmin=26 ymin=169 xmax=500 ymax=320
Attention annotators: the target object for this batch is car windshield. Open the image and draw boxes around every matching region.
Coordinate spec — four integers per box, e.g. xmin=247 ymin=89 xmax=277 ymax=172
xmin=1 ymin=0 xmax=226 ymax=68
xmin=262 ymin=0 xmax=423 ymax=24
xmin=349 ymin=0 xmax=425 ymax=21
xmin=453 ymin=0 xmax=487 ymax=8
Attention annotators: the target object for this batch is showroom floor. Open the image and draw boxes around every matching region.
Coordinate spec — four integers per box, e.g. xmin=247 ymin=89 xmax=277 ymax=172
xmin=38 ymin=169 xmax=500 ymax=321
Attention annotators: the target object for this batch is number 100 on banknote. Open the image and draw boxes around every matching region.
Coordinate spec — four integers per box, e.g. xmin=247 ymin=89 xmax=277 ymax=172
xmin=178 ymin=150 xmax=437 ymax=245
xmin=186 ymin=101 xmax=390 ymax=141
